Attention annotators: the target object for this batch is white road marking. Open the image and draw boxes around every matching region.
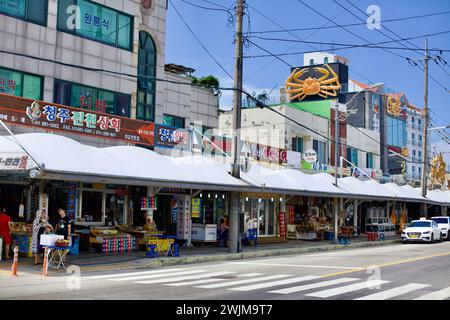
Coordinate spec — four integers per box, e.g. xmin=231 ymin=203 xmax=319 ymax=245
xmin=228 ymin=275 xmax=320 ymax=292
xmin=83 ymin=268 xmax=184 ymax=280
xmin=111 ymin=269 xmax=207 ymax=282
xmin=165 ymin=273 xmax=264 ymax=287
xmin=355 ymin=283 xmax=430 ymax=300
xmin=306 ymin=280 xmax=390 ymax=298
xmin=134 ymin=271 xmax=235 ymax=285
xmin=196 ymin=274 xmax=292 ymax=289
xmin=230 ymin=262 xmax=360 ymax=270
xmin=414 ymin=287 xmax=450 ymax=300
xmin=268 ymin=278 xmax=359 ymax=295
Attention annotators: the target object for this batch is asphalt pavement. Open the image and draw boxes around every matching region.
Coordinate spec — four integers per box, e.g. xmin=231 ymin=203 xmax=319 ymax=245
xmin=1 ymin=241 xmax=449 ymax=300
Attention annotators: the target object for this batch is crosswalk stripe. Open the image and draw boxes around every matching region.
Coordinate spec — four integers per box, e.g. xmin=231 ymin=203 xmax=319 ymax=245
xmin=306 ymin=280 xmax=390 ymax=298
xmin=111 ymin=269 xmax=207 ymax=282
xmin=228 ymin=276 xmax=321 ymax=292
xmin=414 ymin=287 xmax=450 ymax=300
xmin=268 ymin=278 xmax=359 ymax=295
xmin=134 ymin=271 xmax=235 ymax=285
xmin=83 ymin=268 xmax=184 ymax=280
xmin=196 ymin=274 xmax=292 ymax=289
xmin=165 ymin=273 xmax=264 ymax=287
xmin=355 ymin=283 xmax=430 ymax=300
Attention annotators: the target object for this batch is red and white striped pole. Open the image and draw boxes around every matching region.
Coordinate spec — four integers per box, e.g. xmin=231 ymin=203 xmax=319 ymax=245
xmin=11 ymin=246 xmax=19 ymax=277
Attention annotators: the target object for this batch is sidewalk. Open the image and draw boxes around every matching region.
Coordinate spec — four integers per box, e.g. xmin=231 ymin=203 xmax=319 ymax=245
xmin=0 ymin=235 xmax=401 ymax=276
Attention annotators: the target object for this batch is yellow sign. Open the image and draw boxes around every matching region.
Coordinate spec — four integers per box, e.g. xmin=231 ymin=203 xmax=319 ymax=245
xmin=387 ymin=94 xmax=402 ymax=117
xmin=430 ymin=153 xmax=446 ymax=187
xmin=192 ymin=198 xmax=201 ymax=219
xmin=285 ymin=64 xmax=341 ymax=101
xmin=401 ymin=147 xmax=409 ymax=158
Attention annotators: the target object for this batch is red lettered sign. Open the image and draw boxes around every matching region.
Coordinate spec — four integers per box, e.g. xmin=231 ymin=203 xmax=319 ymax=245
xmin=279 ymin=212 xmax=286 ymax=238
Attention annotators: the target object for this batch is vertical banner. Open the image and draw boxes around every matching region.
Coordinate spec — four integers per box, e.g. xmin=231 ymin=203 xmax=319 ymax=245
xmin=67 ymin=184 xmax=77 ymax=220
xmin=288 ymin=206 xmax=295 ymax=224
xmin=278 ymin=212 xmax=286 ymax=238
xmin=176 ymin=195 xmax=191 ymax=240
xmin=191 ymin=198 xmax=201 ymax=219
xmin=39 ymin=193 xmax=49 ymax=218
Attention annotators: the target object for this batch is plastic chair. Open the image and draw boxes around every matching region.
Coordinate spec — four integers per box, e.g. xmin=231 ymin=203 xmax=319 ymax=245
xmin=146 ymin=244 xmax=159 ymax=258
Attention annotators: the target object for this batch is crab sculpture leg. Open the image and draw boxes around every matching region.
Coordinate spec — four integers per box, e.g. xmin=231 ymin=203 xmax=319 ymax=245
xmin=315 ymin=65 xmax=341 ymax=98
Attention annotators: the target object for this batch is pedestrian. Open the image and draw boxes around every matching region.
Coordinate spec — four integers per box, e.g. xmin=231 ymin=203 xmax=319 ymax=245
xmin=31 ymin=210 xmax=46 ymax=265
xmin=0 ymin=208 xmax=12 ymax=259
xmin=55 ymin=208 xmax=72 ymax=241
xmin=217 ymin=218 xmax=229 ymax=247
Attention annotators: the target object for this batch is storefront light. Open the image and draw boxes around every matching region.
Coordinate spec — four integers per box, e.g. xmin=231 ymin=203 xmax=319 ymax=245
xmin=222 ymin=194 xmax=225 ymax=199
xmin=215 ymin=194 xmax=218 ymax=199
xmin=208 ymin=193 xmax=211 ymax=198
xmin=258 ymin=198 xmax=261 ymax=203
xmin=271 ymin=197 xmax=274 ymax=202
xmin=200 ymin=193 xmax=203 ymax=198
xmin=279 ymin=197 xmax=283 ymax=202
xmin=245 ymin=197 xmax=249 ymax=202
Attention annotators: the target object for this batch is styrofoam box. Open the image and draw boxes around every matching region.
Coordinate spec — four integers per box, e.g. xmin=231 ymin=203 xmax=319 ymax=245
xmin=40 ymin=234 xmax=64 ymax=246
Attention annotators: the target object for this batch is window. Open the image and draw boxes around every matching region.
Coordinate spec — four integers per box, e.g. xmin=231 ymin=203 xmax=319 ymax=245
xmin=309 ymin=59 xmax=314 ymax=66
xmin=324 ymin=57 xmax=329 ymax=64
xmin=81 ymin=190 xmax=103 ymax=222
xmin=54 ymin=79 xmax=131 ymax=117
xmin=419 ymin=167 xmax=422 ymax=174
xmin=346 ymin=147 xmax=358 ymax=166
xmin=0 ymin=0 xmax=47 ymax=26
xmin=0 ymin=67 xmax=43 ymax=100
xmin=412 ymin=133 xmax=415 ymax=140
xmin=419 ymin=135 xmax=422 ymax=141
xmin=313 ymin=139 xmax=326 ymax=164
xmin=163 ymin=114 xmax=185 ymax=128
xmin=412 ymin=166 xmax=415 ymax=173
xmin=387 ymin=116 xmax=406 ymax=148
xmin=411 ymin=117 xmax=415 ymax=124
xmin=137 ymin=31 xmax=156 ymax=122
xmin=418 ymin=151 xmax=422 ymax=159
xmin=366 ymin=153 xmax=374 ymax=169
xmin=57 ymin=0 xmax=133 ymax=50
xmin=292 ymin=137 xmax=304 ymax=153
xmin=413 ymin=150 xmax=416 ymax=157
xmin=418 ymin=118 xmax=422 ymax=126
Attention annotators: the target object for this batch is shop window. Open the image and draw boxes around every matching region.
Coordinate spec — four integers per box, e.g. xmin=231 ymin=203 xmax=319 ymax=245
xmin=313 ymin=139 xmax=326 ymax=164
xmin=0 ymin=67 xmax=43 ymax=100
xmin=346 ymin=147 xmax=358 ymax=166
xmin=54 ymin=79 xmax=131 ymax=117
xmin=366 ymin=153 xmax=374 ymax=169
xmin=292 ymin=137 xmax=303 ymax=153
xmin=324 ymin=57 xmax=329 ymax=64
xmin=137 ymin=31 xmax=156 ymax=122
xmin=163 ymin=114 xmax=185 ymax=129
xmin=57 ymin=0 xmax=133 ymax=50
xmin=0 ymin=0 xmax=47 ymax=26
xmin=81 ymin=190 xmax=103 ymax=222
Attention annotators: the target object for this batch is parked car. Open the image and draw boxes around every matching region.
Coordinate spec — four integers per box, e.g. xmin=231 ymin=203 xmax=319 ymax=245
xmin=431 ymin=216 xmax=450 ymax=241
xmin=401 ymin=219 xmax=441 ymax=243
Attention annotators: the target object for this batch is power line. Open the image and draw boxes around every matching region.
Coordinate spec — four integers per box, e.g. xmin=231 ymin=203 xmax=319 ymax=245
xmin=169 ymin=0 xmax=233 ymax=79
xmin=247 ymin=10 xmax=450 ymax=34
xmin=297 ymin=0 xmax=407 ymax=60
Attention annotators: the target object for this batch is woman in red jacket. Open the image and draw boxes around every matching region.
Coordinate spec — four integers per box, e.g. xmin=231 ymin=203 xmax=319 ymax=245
xmin=0 ymin=208 xmax=12 ymax=259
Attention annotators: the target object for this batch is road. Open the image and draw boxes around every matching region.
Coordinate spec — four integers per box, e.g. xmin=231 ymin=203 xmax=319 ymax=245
xmin=1 ymin=241 xmax=450 ymax=300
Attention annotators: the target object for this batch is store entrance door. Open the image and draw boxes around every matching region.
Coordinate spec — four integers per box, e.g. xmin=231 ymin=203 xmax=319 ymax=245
xmin=105 ymin=193 xmax=126 ymax=225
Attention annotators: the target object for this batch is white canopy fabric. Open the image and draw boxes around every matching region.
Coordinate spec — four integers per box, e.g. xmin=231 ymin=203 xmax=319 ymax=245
xmin=0 ymin=133 xmax=449 ymax=205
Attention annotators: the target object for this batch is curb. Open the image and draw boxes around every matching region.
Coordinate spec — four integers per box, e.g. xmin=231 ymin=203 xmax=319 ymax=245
xmin=126 ymin=239 xmax=401 ymax=271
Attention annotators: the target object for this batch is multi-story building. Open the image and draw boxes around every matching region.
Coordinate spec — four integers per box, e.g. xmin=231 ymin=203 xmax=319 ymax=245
xmin=0 ymin=0 xmax=218 ymax=151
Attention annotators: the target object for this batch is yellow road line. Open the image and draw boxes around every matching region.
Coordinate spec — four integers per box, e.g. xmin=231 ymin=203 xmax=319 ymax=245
xmin=320 ymin=251 xmax=450 ymax=278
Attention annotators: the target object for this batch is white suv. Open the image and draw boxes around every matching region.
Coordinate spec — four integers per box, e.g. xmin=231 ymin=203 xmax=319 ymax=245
xmin=401 ymin=219 xmax=441 ymax=243
xmin=431 ymin=216 xmax=450 ymax=241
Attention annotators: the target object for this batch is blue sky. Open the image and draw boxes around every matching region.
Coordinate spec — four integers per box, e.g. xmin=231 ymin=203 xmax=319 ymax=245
xmin=165 ymin=0 xmax=450 ymax=160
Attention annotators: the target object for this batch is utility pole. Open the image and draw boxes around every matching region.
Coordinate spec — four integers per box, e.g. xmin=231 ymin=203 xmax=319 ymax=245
xmin=333 ymin=100 xmax=339 ymax=242
xmin=421 ymin=39 xmax=429 ymax=200
xmin=229 ymin=0 xmax=244 ymax=253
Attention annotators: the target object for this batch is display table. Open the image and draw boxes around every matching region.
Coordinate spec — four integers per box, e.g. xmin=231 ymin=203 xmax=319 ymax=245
xmin=44 ymin=245 xmax=71 ymax=271
xmin=91 ymin=235 xmax=136 ymax=254
xmin=11 ymin=233 xmax=33 ymax=257
xmin=191 ymin=224 xmax=217 ymax=242
xmin=297 ymin=231 xmax=317 ymax=240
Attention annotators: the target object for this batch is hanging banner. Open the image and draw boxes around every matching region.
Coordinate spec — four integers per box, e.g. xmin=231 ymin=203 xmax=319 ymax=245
xmin=191 ymin=198 xmax=202 ymax=219
xmin=288 ymin=206 xmax=295 ymax=224
xmin=176 ymin=195 xmax=191 ymax=240
xmin=278 ymin=212 xmax=286 ymax=238
xmin=0 ymin=94 xmax=155 ymax=146
xmin=67 ymin=184 xmax=77 ymax=220
xmin=242 ymin=141 xmax=287 ymax=164
xmin=0 ymin=153 xmax=31 ymax=170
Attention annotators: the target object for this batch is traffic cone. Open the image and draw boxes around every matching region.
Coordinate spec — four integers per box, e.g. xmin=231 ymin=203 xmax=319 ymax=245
xmin=42 ymin=247 xmax=49 ymax=277
xmin=11 ymin=246 xmax=19 ymax=277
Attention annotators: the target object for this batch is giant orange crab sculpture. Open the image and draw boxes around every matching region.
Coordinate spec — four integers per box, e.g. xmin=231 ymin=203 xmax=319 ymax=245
xmin=285 ymin=64 xmax=341 ymax=101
